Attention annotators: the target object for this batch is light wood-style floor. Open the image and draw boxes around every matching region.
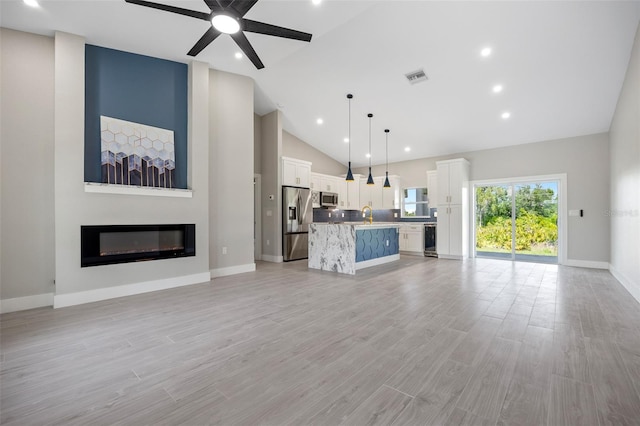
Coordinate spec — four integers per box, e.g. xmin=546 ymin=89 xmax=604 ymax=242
xmin=2 ymin=257 xmax=640 ymax=425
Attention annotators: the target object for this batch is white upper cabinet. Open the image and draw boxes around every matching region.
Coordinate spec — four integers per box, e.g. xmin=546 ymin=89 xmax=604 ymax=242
xmin=320 ymin=175 xmax=339 ymax=193
xmin=282 ymin=157 xmax=311 ymax=188
xmin=382 ymin=175 xmax=400 ymax=209
xmin=359 ymin=175 xmax=398 ymax=209
xmin=345 ymin=177 xmax=360 ymax=209
xmin=310 ymin=173 xmax=321 ymax=191
xmin=337 ymin=176 xmax=360 ymax=209
xmin=437 ymin=159 xmax=469 ymax=206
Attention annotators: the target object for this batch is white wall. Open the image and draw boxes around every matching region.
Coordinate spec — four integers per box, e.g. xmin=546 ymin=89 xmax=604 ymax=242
xmin=0 ymin=28 xmax=259 ymax=311
xmin=51 ymin=32 xmax=211 ymax=308
xmin=282 ymin=130 xmax=346 ymax=176
xmin=209 ymin=69 xmax=255 ymax=276
xmin=0 ymin=29 xmax=55 ymax=311
xmin=254 ymin=113 xmax=262 ymax=175
xmin=357 ymin=133 xmax=610 ymax=264
xmin=260 ymin=110 xmax=283 ymax=262
xmin=609 ymin=21 xmax=640 ymax=302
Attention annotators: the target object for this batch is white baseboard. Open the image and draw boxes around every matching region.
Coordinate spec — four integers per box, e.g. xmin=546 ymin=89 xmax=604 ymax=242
xmin=210 ymin=263 xmax=256 ymax=278
xmin=0 ymin=293 xmax=54 ymax=314
xmin=53 ymin=272 xmax=211 ymax=309
xmin=610 ymin=264 xmax=640 ymax=304
xmin=564 ymin=259 xmax=610 ymax=269
xmin=438 ymin=254 xmax=463 ymax=260
xmin=261 ymin=254 xmax=283 ymax=263
xmin=356 ymin=254 xmax=401 ymax=270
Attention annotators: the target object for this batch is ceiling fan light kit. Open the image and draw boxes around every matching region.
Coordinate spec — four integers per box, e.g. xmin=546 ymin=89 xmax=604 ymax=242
xmin=124 ymin=0 xmax=313 ymax=69
xmin=211 ymin=14 xmax=240 ymax=34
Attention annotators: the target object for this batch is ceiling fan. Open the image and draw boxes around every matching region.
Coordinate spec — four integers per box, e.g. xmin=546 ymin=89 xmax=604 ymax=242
xmin=125 ymin=0 xmax=313 ymax=69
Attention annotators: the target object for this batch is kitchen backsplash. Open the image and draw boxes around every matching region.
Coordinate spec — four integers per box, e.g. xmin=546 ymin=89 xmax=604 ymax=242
xmin=313 ymin=208 xmax=437 ymax=223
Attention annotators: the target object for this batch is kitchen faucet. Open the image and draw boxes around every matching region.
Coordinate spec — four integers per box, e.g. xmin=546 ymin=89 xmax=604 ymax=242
xmin=361 ymin=205 xmax=373 ymax=225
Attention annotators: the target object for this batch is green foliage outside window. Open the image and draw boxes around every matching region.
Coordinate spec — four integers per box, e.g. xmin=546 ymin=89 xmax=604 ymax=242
xmin=476 ymin=184 xmax=558 ymax=255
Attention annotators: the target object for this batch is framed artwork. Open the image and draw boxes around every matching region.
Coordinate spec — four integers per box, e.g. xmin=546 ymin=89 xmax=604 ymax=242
xmin=100 ymin=116 xmax=175 ymax=188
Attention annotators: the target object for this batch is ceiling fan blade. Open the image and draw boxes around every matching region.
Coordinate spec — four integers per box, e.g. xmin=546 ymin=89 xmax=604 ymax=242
xmin=187 ymin=26 xmax=222 ymax=56
xmin=229 ymin=0 xmax=260 ymax=17
xmin=202 ymin=0 xmax=224 ymax=13
xmin=242 ymin=19 xmax=312 ymax=42
xmin=125 ymin=0 xmax=211 ymax=21
xmin=230 ymin=32 xmax=264 ymax=69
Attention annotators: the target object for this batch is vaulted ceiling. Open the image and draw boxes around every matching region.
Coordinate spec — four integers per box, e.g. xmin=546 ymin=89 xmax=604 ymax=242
xmin=2 ymin=0 xmax=639 ymax=167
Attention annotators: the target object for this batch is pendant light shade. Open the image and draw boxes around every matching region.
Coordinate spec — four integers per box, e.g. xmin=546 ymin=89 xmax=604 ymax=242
xmin=367 ymin=113 xmax=374 ymax=185
xmin=345 ymin=94 xmax=354 ymax=182
xmin=383 ymin=129 xmax=391 ymax=188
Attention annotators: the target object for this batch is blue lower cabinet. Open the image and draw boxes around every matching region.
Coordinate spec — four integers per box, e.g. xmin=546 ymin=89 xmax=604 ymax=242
xmin=355 ymin=228 xmax=399 ymax=262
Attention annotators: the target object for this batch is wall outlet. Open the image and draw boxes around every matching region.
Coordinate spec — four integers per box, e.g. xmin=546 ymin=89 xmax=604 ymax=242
xmin=341 ymin=212 xmax=345 ymax=217
xmin=393 ymin=212 xmax=398 ymax=218
xmin=266 ymin=240 xmax=270 ymax=246
xmin=222 ymin=247 xmax=227 ymax=255
xmin=386 ymin=240 xmax=389 ymax=246
xmin=328 ymin=213 xmax=332 ymax=217
xmin=362 ymin=213 xmax=366 ymax=218
xmin=266 ymin=210 xmax=272 ymax=217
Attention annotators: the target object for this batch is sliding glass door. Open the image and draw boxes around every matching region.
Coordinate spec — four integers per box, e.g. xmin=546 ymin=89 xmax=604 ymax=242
xmin=475 ymin=180 xmax=558 ymax=263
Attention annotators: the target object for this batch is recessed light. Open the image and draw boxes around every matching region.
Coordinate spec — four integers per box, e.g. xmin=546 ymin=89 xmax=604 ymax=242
xmin=492 ymin=84 xmax=503 ymax=93
xmin=234 ymin=52 xmax=243 ymax=59
xmin=343 ymin=137 xmax=349 ymax=143
xmin=312 ymin=0 xmax=322 ymax=5
xmin=480 ymin=47 xmax=492 ymax=57
xmin=316 ymin=118 xmax=323 ymax=125
xmin=23 ymin=0 xmax=39 ymax=7
xmin=404 ymin=147 xmax=411 ymax=152
xmin=366 ymin=153 xmax=371 ymax=158
xmin=501 ymin=111 xmax=511 ymax=119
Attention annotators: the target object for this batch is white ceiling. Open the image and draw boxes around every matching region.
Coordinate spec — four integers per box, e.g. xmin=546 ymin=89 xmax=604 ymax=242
xmin=2 ymin=0 xmax=639 ymax=167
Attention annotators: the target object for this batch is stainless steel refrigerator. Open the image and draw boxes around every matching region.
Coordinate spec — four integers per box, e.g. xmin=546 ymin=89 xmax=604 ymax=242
xmin=282 ymin=186 xmax=312 ymax=261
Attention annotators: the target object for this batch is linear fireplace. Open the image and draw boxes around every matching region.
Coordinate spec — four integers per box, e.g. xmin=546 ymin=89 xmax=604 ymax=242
xmin=81 ymin=224 xmax=195 ymax=267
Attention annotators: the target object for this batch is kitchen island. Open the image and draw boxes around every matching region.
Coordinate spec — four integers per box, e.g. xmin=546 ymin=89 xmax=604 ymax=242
xmin=308 ymin=223 xmax=401 ymax=275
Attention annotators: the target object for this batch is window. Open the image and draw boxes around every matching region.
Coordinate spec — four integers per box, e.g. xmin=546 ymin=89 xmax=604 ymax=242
xmin=403 ymin=187 xmax=430 ymax=218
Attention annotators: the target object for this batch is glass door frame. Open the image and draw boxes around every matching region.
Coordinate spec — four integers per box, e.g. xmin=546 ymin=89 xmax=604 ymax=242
xmin=470 ymin=173 xmax=567 ymax=264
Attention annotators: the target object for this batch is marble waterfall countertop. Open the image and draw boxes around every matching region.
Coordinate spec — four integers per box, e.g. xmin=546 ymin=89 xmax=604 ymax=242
xmin=308 ymin=223 xmax=401 ymax=275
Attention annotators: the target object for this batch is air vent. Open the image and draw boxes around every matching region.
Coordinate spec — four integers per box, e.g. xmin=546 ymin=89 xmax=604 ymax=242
xmin=405 ymin=69 xmax=428 ymax=85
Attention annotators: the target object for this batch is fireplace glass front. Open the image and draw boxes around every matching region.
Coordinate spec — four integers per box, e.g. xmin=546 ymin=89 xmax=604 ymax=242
xmin=81 ymin=224 xmax=195 ymax=267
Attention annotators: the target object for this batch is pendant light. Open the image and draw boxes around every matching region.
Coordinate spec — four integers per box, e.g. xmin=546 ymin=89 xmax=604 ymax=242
xmin=383 ymin=129 xmax=391 ymax=188
xmin=366 ymin=113 xmax=374 ymax=185
xmin=345 ymin=94 xmax=354 ymax=181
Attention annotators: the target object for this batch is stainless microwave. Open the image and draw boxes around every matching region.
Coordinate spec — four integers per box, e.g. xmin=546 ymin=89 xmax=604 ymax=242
xmin=320 ymin=192 xmax=338 ymax=208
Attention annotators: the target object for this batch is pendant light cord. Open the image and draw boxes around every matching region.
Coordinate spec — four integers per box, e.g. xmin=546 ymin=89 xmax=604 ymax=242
xmin=368 ymin=114 xmax=372 ymax=168
xmin=346 ymin=94 xmax=354 ymax=182
xmin=386 ymin=131 xmax=389 ymax=171
xmin=348 ymin=96 xmax=351 ymax=162
xmin=367 ymin=113 xmax=374 ymax=185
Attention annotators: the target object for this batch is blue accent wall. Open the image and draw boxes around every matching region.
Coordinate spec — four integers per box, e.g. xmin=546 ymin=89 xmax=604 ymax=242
xmin=355 ymin=228 xmax=399 ymax=262
xmin=85 ymin=45 xmax=188 ymax=188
